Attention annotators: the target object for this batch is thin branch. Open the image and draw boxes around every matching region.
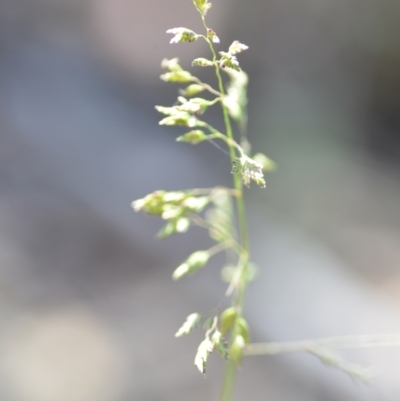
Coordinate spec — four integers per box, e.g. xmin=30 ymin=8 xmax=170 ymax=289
xmin=309 ymin=346 xmax=374 ymax=381
xmin=244 ymin=334 xmax=400 ymax=381
xmin=207 ymin=241 xmax=232 ymax=258
xmin=196 ymin=121 xmax=244 ymax=155
xmin=190 ymin=215 xmax=243 ymax=255
xmin=191 ymin=75 xmax=222 ymax=97
xmin=244 ymin=334 xmax=400 ymax=356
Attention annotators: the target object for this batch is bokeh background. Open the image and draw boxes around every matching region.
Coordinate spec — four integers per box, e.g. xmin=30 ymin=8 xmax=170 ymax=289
xmin=0 ymin=0 xmax=400 ymax=400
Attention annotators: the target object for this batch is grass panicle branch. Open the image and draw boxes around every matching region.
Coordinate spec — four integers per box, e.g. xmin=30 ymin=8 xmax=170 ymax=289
xmin=132 ymin=1 xmax=400 ymax=400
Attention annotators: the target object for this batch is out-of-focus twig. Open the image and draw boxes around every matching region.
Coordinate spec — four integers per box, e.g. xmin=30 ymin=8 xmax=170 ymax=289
xmin=244 ymin=334 xmax=400 ymax=380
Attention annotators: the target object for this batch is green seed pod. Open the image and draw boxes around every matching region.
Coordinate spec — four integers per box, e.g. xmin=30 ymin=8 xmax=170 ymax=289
xmin=194 ymin=337 xmax=214 ymax=374
xmin=159 ymin=113 xmax=197 ymax=127
xmin=172 ymin=250 xmax=210 ymax=280
xmin=161 ymin=204 xmax=183 ymax=220
xmin=192 ymin=0 xmax=212 ymax=16
xmin=179 ymin=84 xmax=205 ymax=97
xmin=219 ymin=52 xmax=241 ymax=72
xmin=131 ymin=191 xmax=166 ymax=215
xmin=228 ymin=41 xmax=249 ymax=55
xmin=207 ymin=29 xmax=220 ymax=44
xmin=167 ymin=27 xmax=199 ymax=44
xmin=161 ymin=58 xmax=182 ymax=71
xmin=160 ymin=70 xmax=193 ymax=83
xmin=182 ymin=196 xmax=210 ymax=212
xmin=212 ymin=330 xmax=229 ymax=360
xmin=176 ymin=97 xmax=215 ymax=115
xmin=192 ymin=58 xmax=214 ymax=67
xmin=219 ymin=307 xmax=237 ymax=335
xmin=175 ymin=313 xmax=201 ymax=337
xmin=253 ymin=153 xmax=276 ymax=172
xmin=157 ymin=217 xmax=190 ymax=239
xmin=231 ymin=155 xmax=266 ymax=188
xmin=236 ymin=317 xmax=250 ymax=344
xmin=229 ymin=334 xmax=245 ymax=364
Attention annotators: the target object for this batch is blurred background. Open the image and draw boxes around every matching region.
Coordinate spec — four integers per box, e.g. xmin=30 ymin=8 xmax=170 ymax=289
xmin=0 ymin=0 xmax=399 ymax=400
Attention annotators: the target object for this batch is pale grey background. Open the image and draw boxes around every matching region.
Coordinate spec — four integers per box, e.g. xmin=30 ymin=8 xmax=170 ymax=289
xmin=0 ymin=0 xmax=399 ymax=400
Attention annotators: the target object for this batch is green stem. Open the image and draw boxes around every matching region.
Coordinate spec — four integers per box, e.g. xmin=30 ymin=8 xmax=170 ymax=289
xmin=201 ymin=15 xmax=250 ymax=401
xmin=219 ymin=360 xmax=237 ymax=401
